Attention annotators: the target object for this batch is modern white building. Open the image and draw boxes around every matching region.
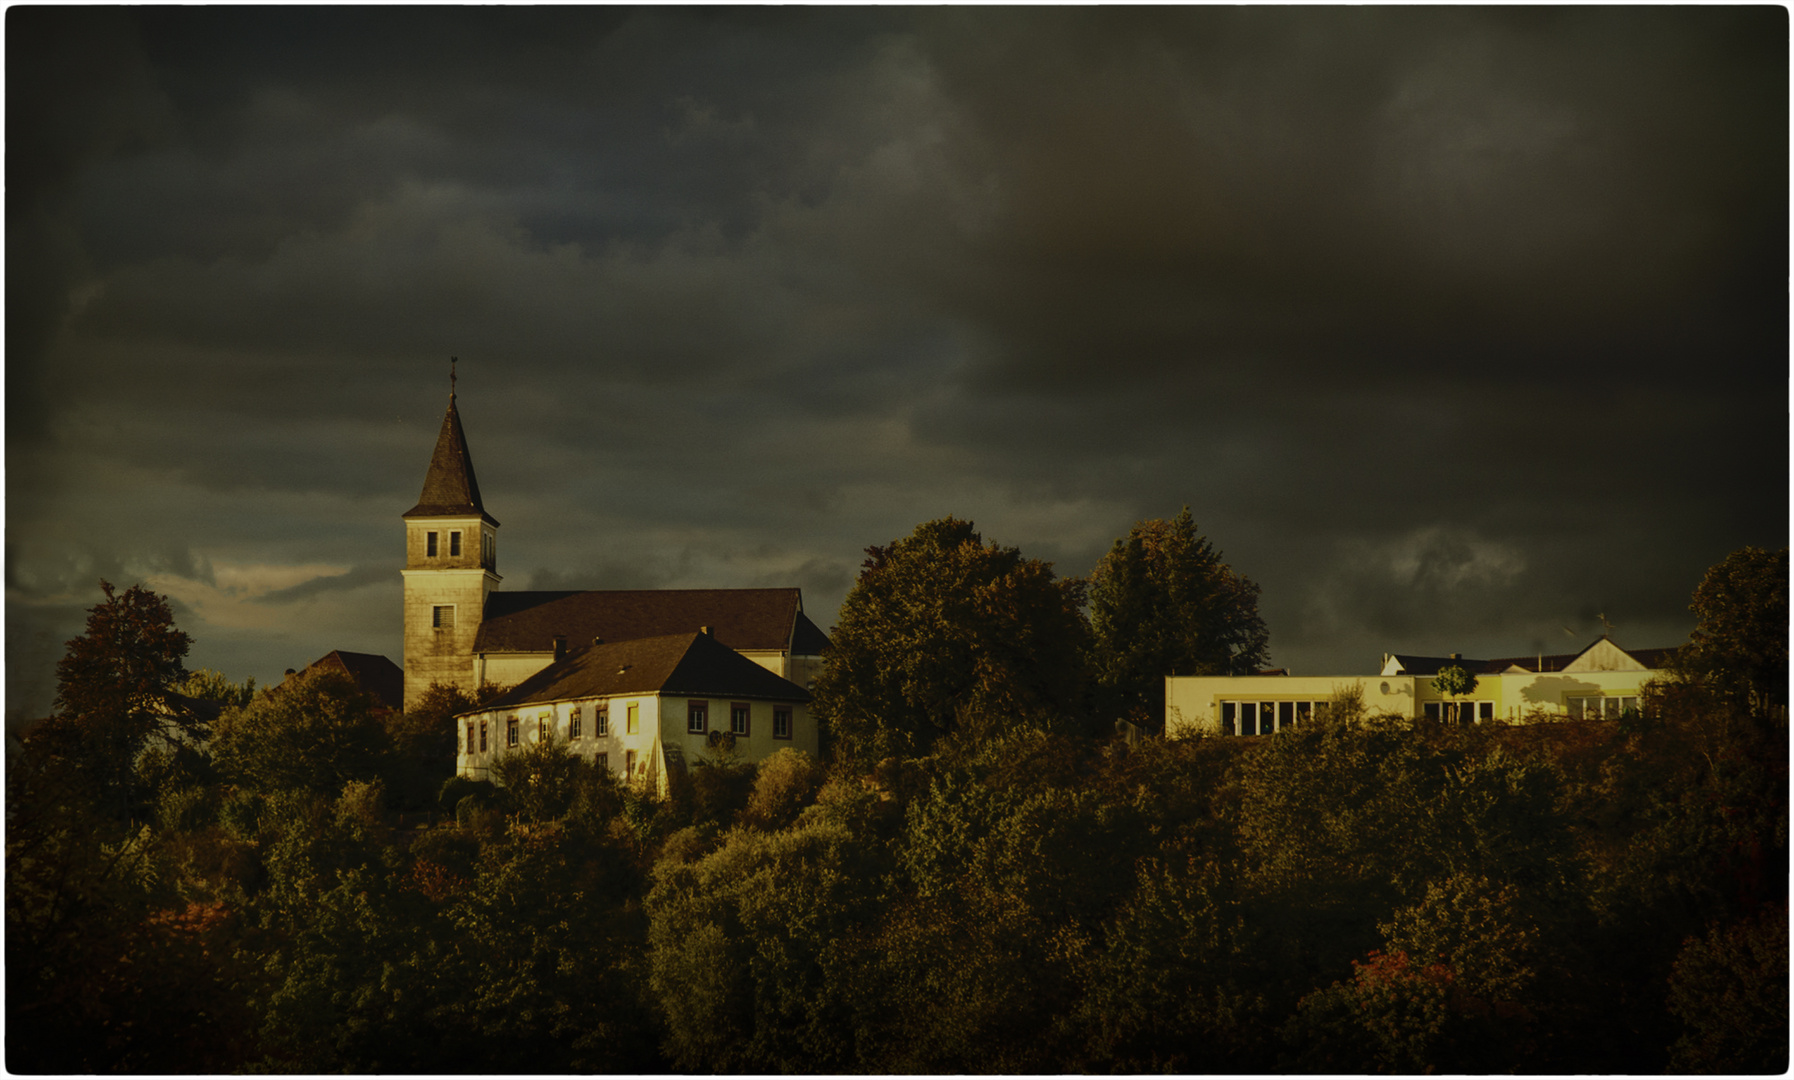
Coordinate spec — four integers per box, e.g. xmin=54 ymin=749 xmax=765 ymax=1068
xmin=1166 ymin=636 xmax=1678 ymax=737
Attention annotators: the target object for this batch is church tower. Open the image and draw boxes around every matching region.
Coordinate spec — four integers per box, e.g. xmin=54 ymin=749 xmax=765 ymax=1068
xmin=401 ymin=382 xmax=500 ymax=710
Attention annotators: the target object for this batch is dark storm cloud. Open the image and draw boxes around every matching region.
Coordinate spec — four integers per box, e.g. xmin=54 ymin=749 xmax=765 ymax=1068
xmin=6 ymin=7 xmax=1785 ymax=725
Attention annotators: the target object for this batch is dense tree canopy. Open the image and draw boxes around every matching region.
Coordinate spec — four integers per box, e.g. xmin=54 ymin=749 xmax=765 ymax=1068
xmin=212 ymin=669 xmax=392 ymax=797
xmin=8 ymin=551 xmax=1787 ymax=1075
xmin=813 ymin=517 xmax=1090 ymax=762
xmin=1685 ymin=545 xmax=1788 ymax=715
xmin=1088 ymin=509 xmax=1269 ymax=724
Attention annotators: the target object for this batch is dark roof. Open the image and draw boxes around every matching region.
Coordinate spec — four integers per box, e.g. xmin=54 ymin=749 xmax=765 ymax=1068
xmin=474 ymin=588 xmax=827 ymax=655
xmin=301 ymin=650 xmax=405 ymax=711
xmin=472 ymin=632 xmax=811 ymax=712
xmin=1480 ymin=652 xmax=1580 ymax=674
xmin=1624 ymin=646 xmax=1681 ymax=670
xmin=1396 ymin=639 xmax=1680 ymax=677
xmin=403 ymin=395 xmax=498 ymax=525
xmin=1388 ymin=654 xmax=1492 ymax=677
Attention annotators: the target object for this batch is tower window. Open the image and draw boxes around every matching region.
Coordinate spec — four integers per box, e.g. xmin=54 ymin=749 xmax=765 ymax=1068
xmin=450 ymin=531 xmax=462 ymax=557
xmin=427 ymin=531 xmax=438 ymax=557
xmin=433 ymin=605 xmax=455 ymax=629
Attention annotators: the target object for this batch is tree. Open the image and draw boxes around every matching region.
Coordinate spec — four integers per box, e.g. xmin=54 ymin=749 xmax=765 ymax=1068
xmin=1431 ymin=664 xmax=1479 ymax=725
xmin=27 ymin=580 xmax=196 ymax=816
xmin=1088 ymin=509 xmax=1269 ymax=725
xmin=813 ymin=517 xmax=1090 ymax=763
xmin=212 ymin=668 xmax=392 ymax=797
xmin=1685 ymin=546 xmax=1788 ymax=716
xmin=1666 ymin=904 xmax=1789 ymax=1073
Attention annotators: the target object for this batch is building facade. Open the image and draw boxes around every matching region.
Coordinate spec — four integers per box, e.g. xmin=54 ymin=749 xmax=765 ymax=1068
xmin=401 ymin=390 xmax=828 ymax=713
xmin=1166 ymin=636 xmax=1677 ymax=737
xmin=455 ymin=629 xmax=816 ymax=791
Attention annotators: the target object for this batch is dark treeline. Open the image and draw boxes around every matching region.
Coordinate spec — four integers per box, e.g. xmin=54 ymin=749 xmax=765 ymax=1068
xmin=6 ymin=533 xmax=1787 ymax=1073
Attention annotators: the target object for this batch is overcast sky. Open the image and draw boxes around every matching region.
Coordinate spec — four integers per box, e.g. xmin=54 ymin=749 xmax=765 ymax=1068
xmin=7 ymin=7 xmax=1787 ymax=728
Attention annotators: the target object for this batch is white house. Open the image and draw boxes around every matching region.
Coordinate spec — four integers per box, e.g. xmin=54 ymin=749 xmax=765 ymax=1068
xmin=456 ymin=628 xmax=817 ymax=794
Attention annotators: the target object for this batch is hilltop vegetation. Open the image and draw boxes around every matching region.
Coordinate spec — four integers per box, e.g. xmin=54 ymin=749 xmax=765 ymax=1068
xmin=6 ymin=535 xmax=1786 ymax=1073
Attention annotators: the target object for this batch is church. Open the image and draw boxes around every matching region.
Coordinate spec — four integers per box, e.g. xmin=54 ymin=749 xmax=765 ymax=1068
xmin=400 ymin=385 xmax=826 ymax=785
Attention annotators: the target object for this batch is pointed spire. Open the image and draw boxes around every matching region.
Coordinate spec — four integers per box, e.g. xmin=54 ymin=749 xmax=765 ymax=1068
xmin=403 ymin=371 xmax=498 ymax=524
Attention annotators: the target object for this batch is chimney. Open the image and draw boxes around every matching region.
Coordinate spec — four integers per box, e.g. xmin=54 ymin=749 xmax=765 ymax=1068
xmin=592 ymin=636 xmax=604 ymax=647
xmin=552 ymin=636 xmax=567 ymax=662
xmin=700 ymin=625 xmax=711 ymax=637
xmin=1449 ymin=653 xmax=1460 ymax=661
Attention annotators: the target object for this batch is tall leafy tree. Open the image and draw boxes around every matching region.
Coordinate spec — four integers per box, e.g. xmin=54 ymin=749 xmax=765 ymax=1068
xmin=1685 ymin=546 xmax=1788 ymax=716
xmin=1088 ymin=509 xmax=1269 ymax=724
xmin=813 ymin=517 xmax=1090 ymax=763
xmin=29 ymin=580 xmax=196 ymax=815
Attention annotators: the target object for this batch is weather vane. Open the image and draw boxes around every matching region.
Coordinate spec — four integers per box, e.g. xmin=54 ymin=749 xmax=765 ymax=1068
xmin=450 ymin=356 xmax=457 ymax=399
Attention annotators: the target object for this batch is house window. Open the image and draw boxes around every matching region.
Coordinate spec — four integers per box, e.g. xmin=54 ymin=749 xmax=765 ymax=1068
xmin=627 ymin=703 xmax=639 ymax=735
xmin=596 ymin=752 xmax=608 ymax=771
xmin=1278 ymin=701 xmax=1295 ymax=730
xmin=538 ymin=714 xmax=549 ymax=742
xmin=625 ymin=749 xmax=637 ymax=777
xmin=1478 ymin=702 xmax=1495 ymax=722
xmin=433 ymin=605 xmax=454 ymax=629
xmin=1424 ymin=702 xmax=1442 ymax=721
xmin=569 ymin=705 xmax=583 ymax=740
xmin=731 ymin=702 xmax=750 ymax=736
xmin=507 ymin=717 xmax=519 ymax=747
xmin=450 ymin=531 xmax=462 ymax=557
xmin=466 ymin=722 xmax=475 ymax=754
xmin=773 ymin=706 xmax=792 ymax=740
xmin=479 ymin=719 xmax=487 ymax=752
xmin=688 ymin=701 xmax=708 ymax=734
xmin=427 ymin=531 xmax=438 ymax=557
xmin=595 ymin=704 xmax=609 ymax=736
xmin=1221 ymin=701 xmax=1237 ymax=736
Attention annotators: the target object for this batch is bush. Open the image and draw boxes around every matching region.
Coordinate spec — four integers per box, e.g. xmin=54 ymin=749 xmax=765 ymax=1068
xmin=156 ymin=784 xmax=219 ymax=834
xmin=740 ymin=749 xmax=824 ymax=831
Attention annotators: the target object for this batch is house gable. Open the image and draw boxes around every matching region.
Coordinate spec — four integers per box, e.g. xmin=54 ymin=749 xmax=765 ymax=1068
xmin=1562 ymin=637 xmax=1648 ymax=673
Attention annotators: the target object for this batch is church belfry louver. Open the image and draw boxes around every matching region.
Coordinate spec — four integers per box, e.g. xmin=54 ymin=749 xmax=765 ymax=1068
xmin=401 ymin=386 xmax=502 ymax=708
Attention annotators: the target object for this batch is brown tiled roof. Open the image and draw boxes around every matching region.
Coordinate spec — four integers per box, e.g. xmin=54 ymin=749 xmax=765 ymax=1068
xmin=474 ymin=587 xmax=826 ymax=655
xmin=403 ymin=395 xmax=498 ymax=525
xmin=472 ymin=632 xmax=811 ymax=712
xmin=302 ymin=650 xmax=405 ymax=711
